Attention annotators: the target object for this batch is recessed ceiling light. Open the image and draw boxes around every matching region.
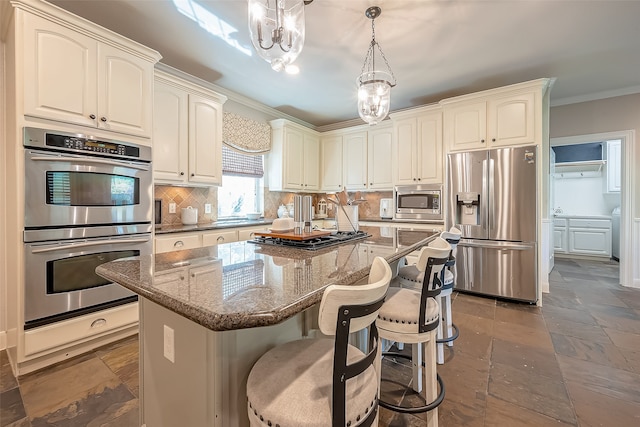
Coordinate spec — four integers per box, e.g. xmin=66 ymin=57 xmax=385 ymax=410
xmin=285 ymin=64 xmax=300 ymax=75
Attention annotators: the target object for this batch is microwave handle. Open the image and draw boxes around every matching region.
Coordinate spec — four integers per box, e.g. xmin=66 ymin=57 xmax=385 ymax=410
xmin=31 ymin=237 xmax=150 ymax=254
xmin=28 ymin=154 xmax=150 ymax=171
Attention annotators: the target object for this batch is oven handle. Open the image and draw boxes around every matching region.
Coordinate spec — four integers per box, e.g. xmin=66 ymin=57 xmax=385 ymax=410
xmin=28 ymin=155 xmax=150 ymax=171
xmin=30 ymin=237 xmax=151 ymax=254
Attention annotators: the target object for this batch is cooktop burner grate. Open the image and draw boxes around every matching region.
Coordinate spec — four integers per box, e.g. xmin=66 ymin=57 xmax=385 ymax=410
xmin=248 ymin=230 xmax=370 ymax=251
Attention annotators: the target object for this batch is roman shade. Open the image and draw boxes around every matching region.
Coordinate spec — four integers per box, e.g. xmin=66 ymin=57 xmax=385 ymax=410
xmin=221 ymin=145 xmax=264 ymax=178
xmin=222 ymin=112 xmax=271 ymax=154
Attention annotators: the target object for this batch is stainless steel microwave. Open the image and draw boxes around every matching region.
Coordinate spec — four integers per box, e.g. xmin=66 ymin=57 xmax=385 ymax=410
xmin=394 ymin=184 xmax=443 ymax=221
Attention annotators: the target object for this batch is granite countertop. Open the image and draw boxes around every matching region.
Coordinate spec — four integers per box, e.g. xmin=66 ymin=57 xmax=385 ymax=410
xmin=97 ymin=225 xmax=438 ymax=332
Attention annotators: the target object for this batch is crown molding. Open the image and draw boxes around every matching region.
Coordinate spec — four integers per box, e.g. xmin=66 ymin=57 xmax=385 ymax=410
xmin=551 ymin=85 xmax=640 ymax=107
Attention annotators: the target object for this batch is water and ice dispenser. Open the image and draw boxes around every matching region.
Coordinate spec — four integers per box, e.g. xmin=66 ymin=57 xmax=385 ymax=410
xmin=455 ymin=192 xmax=480 ymax=225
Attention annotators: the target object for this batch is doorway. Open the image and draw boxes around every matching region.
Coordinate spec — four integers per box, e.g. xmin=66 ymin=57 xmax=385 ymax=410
xmin=550 ymin=130 xmax=634 ymax=288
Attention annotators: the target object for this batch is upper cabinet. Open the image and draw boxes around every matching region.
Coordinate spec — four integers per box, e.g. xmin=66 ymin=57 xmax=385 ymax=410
xmin=606 ymin=139 xmax=621 ymax=193
xmin=442 ymin=80 xmax=550 ymax=152
xmin=268 ymin=119 xmax=320 ymax=191
xmin=153 ymin=71 xmax=227 ymax=186
xmin=391 ymin=106 xmax=443 ymax=185
xmin=21 ymin=11 xmax=160 ymax=138
xmin=320 ymin=124 xmax=394 ymax=192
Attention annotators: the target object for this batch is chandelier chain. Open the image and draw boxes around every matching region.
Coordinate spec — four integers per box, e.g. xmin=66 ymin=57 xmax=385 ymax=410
xmin=358 ymin=12 xmax=397 ymax=86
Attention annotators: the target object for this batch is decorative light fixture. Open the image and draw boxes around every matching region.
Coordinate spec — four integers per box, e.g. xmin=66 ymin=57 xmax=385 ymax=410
xmin=248 ymin=0 xmax=313 ymax=72
xmin=357 ymin=6 xmax=396 ymax=125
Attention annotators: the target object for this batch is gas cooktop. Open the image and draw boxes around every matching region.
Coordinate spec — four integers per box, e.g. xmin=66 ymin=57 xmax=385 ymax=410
xmin=249 ymin=231 xmax=370 ymax=251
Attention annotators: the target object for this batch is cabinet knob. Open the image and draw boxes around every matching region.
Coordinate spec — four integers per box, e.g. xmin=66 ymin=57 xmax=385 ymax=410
xmin=191 ymin=173 xmax=195 ymax=177
xmin=492 ymin=138 xmax=496 ymax=142
xmin=180 ymin=172 xmax=185 ymax=176
xmin=100 ymin=117 xmax=107 ymax=122
xmin=417 ymin=178 xmax=421 ymax=181
xmin=89 ymin=114 xmax=96 ymax=120
xmin=413 ymin=178 xmax=417 ymax=181
xmin=481 ymin=139 xmax=485 ymax=143
xmin=369 ymin=183 xmax=373 ymax=186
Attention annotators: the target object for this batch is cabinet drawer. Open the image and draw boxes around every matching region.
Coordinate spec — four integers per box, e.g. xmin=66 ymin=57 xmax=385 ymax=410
xmin=568 ymin=219 xmax=611 ymax=229
xmin=24 ymin=303 xmax=138 ymax=357
xmin=238 ymin=227 xmax=268 ymax=241
xmin=155 ymin=234 xmax=202 ymax=254
xmin=202 ymin=230 xmax=238 ymax=246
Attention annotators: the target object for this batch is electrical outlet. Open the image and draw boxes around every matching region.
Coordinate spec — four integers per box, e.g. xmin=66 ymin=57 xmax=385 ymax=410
xmin=163 ymin=325 xmax=175 ymax=363
xmin=169 ymin=202 xmax=176 ymax=214
xmin=205 ymin=203 xmax=212 ymax=214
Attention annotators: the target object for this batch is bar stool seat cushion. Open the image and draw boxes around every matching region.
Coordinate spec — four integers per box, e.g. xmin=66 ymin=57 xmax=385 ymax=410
xmin=247 ymin=338 xmax=377 ymax=427
xmin=396 ymin=264 xmax=423 ymax=285
xmin=443 ymin=269 xmax=454 ymax=289
xmin=377 ymin=287 xmax=439 ymax=335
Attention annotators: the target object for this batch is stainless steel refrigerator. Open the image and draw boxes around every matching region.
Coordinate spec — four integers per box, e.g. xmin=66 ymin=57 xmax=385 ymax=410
xmin=446 ymin=145 xmax=538 ymax=302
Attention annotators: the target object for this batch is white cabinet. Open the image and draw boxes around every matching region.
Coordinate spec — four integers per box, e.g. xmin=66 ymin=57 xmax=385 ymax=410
xmin=442 ymin=85 xmax=539 ymax=152
xmin=22 ymin=12 xmax=158 ymax=138
xmin=343 ymin=131 xmax=368 ymax=190
xmin=155 ymin=232 xmax=202 ymax=254
xmin=367 ymin=126 xmax=394 ymax=189
xmin=320 ymin=135 xmax=344 ymax=192
xmin=202 ymin=229 xmax=238 ymax=246
xmin=153 ymin=71 xmax=227 ymax=186
xmin=237 ymin=226 xmax=269 ymax=241
xmin=268 ymin=120 xmax=320 ymax=191
xmin=553 ymin=218 xmax=568 ymax=253
xmin=606 ymin=139 xmax=621 ymax=193
xmin=391 ymin=107 xmax=443 ymax=185
xmin=568 ymin=218 xmax=612 ymax=257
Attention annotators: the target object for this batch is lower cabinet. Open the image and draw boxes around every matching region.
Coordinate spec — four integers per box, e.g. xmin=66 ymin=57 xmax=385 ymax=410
xmin=155 ymin=232 xmax=202 ymax=254
xmin=155 ymin=225 xmax=271 ymax=254
xmin=554 ymin=217 xmax=611 ymax=257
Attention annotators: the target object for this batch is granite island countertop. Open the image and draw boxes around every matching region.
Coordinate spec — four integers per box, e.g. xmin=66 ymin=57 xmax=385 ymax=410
xmin=97 ymin=225 xmax=438 ymax=332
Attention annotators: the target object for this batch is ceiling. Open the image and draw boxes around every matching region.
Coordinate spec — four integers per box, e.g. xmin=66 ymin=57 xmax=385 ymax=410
xmin=48 ymin=0 xmax=640 ymax=129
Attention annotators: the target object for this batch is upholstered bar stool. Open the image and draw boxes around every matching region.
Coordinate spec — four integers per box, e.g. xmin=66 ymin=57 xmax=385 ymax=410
xmin=436 ymin=227 xmax=462 ymax=365
xmin=246 ymin=257 xmax=392 ymax=427
xmin=376 ymin=237 xmax=451 ymax=424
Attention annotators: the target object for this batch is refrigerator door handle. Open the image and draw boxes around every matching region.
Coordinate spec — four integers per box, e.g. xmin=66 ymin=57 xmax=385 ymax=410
xmin=460 ymin=239 xmax=534 ymax=250
xmin=487 ymin=157 xmax=495 ymax=234
xmin=481 ymin=158 xmax=488 ymax=230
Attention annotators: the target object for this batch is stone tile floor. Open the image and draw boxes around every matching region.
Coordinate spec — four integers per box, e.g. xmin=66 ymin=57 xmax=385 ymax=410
xmin=2 ymin=258 xmax=640 ymax=426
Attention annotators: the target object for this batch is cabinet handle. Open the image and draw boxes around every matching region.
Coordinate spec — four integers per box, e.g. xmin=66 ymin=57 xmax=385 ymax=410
xmin=89 ymin=114 xmax=96 ymax=120
xmin=217 ymin=236 xmax=225 ymax=242
xmin=100 ymin=117 xmax=107 ymax=122
xmin=90 ymin=318 xmax=107 ymax=328
xmin=249 ymin=232 xmax=255 ymax=238
xmin=174 ymin=240 xmax=184 ymax=248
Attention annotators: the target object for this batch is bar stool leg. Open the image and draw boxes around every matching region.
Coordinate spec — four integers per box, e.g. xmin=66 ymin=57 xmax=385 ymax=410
xmin=412 ymin=342 xmax=423 ymax=393
xmin=436 ymin=294 xmax=445 ymax=365
xmin=425 ymin=339 xmax=438 ymax=427
xmin=445 ymin=295 xmax=453 ymax=347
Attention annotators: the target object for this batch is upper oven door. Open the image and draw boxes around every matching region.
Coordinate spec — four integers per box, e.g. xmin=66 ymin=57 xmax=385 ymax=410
xmin=24 ymin=149 xmax=152 ymax=229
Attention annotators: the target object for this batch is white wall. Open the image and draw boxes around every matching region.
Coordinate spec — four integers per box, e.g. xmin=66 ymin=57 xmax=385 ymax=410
xmin=553 ymin=175 xmax=621 ymax=216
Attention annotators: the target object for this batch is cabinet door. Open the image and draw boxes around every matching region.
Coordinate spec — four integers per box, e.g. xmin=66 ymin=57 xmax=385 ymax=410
xmin=303 ymin=134 xmax=320 ymax=190
xmin=189 ymin=262 xmax=222 ymax=301
xmin=343 ymin=131 xmax=368 ymax=190
xmin=394 ymin=118 xmax=418 ymax=185
xmin=368 ymin=127 xmax=393 ymax=189
xmin=553 ymin=228 xmax=567 ymax=252
xmin=23 ymin=13 xmax=97 ymax=128
xmin=607 ymin=140 xmax=621 ymax=192
xmin=417 ymin=111 xmax=443 ymax=183
xmin=487 ymin=92 xmax=535 ymax=147
xmin=444 ymin=101 xmax=487 ymax=151
xmin=283 ymin=127 xmax=305 ymax=189
xmin=153 ymin=81 xmax=189 ymax=183
xmin=98 ymin=43 xmax=153 ymax=137
xmin=569 ymin=228 xmax=611 ymax=256
xmin=189 ymin=94 xmax=223 ymax=185
xmin=321 ymin=136 xmax=343 ymax=191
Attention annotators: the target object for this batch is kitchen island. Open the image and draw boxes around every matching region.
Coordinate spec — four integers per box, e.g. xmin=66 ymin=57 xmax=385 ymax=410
xmin=96 ymin=225 xmax=439 ymax=427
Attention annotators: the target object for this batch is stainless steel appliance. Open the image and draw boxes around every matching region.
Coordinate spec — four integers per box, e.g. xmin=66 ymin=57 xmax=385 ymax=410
xmin=394 ymin=184 xmax=443 ymax=221
xmin=23 ymin=127 xmax=153 ymax=328
xmin=446 ymin=146 xmax=538 ymax=302
xmin=249 ymin=231 xmax=370 ymax=251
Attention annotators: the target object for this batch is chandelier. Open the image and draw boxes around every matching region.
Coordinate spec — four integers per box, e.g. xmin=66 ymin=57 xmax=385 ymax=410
xmin=357 ymin=6 xmax=396 ymax=125
xmin=248 ymin=0 xmax=314 ymax=72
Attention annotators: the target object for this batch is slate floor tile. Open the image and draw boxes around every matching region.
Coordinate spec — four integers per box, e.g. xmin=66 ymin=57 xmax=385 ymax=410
xmin=491 ymin=338 xmax=562 ymax=379
xmin=0 ymin=388 xmax=27 ymax=426
xmin=550 ymin=332 xmax=631 ymax=371
xmin=484 ymin=395 xmax=576 ymax=427
xmin=565 ymin=380 xmax=640 ymax=427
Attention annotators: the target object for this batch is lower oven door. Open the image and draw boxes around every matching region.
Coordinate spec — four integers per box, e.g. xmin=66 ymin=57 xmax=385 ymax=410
xmin=24 ymin=233 xmax=152 ymax=328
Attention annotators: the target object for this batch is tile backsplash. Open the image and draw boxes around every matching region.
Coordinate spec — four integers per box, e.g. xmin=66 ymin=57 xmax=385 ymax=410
xmin=156 ymin=184 xmax=393 ymax=224
xmin=155 ymin=185 xmax=217 ymax=225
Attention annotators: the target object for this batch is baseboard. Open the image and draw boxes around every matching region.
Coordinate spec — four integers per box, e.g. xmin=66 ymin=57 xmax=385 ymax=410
xmin=0 ymin=331 xmax=6 ymax=351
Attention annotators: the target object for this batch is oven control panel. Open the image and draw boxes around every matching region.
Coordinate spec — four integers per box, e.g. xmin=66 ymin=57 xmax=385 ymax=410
xmin=46 ymin=134 xmax=140 ymax=157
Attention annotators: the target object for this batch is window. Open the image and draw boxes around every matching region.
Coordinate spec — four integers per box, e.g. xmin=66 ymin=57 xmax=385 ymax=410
xmin=217 ymin=146 xmax=264 ymax=218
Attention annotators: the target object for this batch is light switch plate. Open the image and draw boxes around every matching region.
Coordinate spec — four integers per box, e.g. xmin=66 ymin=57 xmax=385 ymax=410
xmin=169 ymin=203 xmax=176 ymax=214
xmin=205 ymin=203 xmax=212 ymax=214
xmin=163 ymin=325 xmax=175 ymax=363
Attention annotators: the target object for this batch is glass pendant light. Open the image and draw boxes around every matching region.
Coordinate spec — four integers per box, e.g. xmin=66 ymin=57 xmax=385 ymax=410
xmin=357 ymin=6 xmax=396 ymax=125
xmin=248 ymin=0 xmax=313 ymax=72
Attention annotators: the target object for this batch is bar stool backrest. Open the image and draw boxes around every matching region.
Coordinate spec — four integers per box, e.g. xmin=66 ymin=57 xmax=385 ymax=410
xmin=441 ymin=226 xmax=462 ymax=255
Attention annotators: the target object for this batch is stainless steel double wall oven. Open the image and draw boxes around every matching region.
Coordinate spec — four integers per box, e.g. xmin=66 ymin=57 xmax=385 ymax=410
xmin=23 ymin=127 xmax=153 ymax=328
